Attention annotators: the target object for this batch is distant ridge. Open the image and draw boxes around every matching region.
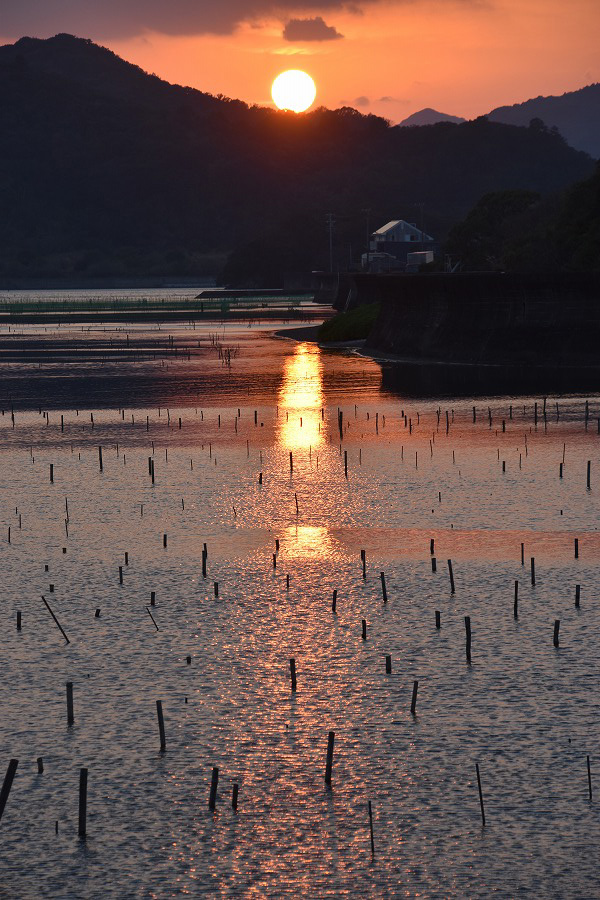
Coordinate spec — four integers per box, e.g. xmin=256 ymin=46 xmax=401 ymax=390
xmin=488 ymin=84 xmax=600 ymax=158
xmin=398 ymin=108 xmax=465 ymax=127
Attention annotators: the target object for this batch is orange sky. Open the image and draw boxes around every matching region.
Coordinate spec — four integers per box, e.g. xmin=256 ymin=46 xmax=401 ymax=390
xmin=3 ymin=0 xmax=600 ymax=120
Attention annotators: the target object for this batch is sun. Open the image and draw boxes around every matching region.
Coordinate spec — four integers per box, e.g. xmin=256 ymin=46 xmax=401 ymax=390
xmin=271 ymin=70 xmax=317 ymax=113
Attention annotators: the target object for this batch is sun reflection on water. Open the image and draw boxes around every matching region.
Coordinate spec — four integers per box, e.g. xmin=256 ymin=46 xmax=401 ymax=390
xmin=277 ymin=342 xmax=324 ymax=451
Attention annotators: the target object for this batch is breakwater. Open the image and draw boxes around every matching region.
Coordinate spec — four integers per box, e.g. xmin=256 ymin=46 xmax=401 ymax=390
xmin=359 ymin=272 xmax=600 ymax=367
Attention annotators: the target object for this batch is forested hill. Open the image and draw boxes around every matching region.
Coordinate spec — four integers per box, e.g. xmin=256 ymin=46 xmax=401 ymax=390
xmin=0 ymin=34 xmax=595 ymax=283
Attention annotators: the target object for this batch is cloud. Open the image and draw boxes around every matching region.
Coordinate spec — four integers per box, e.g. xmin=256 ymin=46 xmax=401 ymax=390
xmin=0 ymin=0 xmax=486 ymax=40
xmin=353 ymin=95 xmax=369 ymax=106
xmin=378 ymin=96 xmax=411 ymax=104
xmin=283 ymin=16 xmax=343 ymax=41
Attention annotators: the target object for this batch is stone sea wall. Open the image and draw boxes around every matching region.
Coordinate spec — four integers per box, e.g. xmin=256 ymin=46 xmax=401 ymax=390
xmin=360 ymin=273 xmax=600 ymax=367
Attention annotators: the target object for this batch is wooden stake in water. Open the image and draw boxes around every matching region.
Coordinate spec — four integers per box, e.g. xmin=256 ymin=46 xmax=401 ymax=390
xmin=380 ymin=572 xmax=388 ymax=603
xmin=575 ymin=584 xmax=581 ymax=608
xmin=325 ymin=731 xmax=335 ymax=786
xmin=514 ymin=581 xmax=519 ymax=619
xmin=361 ymin=549 xmax=366 ymax=579
xmin=476 ymin=762 xmax=486 ymax=826
xmin=554 ymin=619 xmax=560 ymax=647
xmin=431 ymin=557 xmax=437 ymax=573
xmin=435 ymin=610 xmax=441 ymax=629
xmin=410 ymin=680 xmax=419 ymax=715
xmin=385 ymin=655 xmax=392 ymax=674
xmin=232 ymin=783 xmax=239 ymax=810
xmin=156 ymin=700 xmax=166 ymax=751
xmin=368 ymin=800 xmax=375 ymax=855
xmin=209 ymin=767 xmax=219 ymax=810
xmin=587 ymin=756 xmax=592 ymax=801
xmin=448 ymin=559 xmax=455 ymax=594
xmin=465 ymin=616 xmax=472 ymax=662
xmin=521 ymin=542 xmax=524 ymax=565
xmin=332 ymin=590 xmax=337 ymax=613
xmin=98 ymin=446 xmax=103 ymax=472
xmin=290 ymin=658 xmax=297 ymax=692
xmin=41 ymin=596 xmax=70 ymax=644
xmin=530 ymin=557 xmax=536 ymax=586
xmin=587 ymin=460 xmax=591 ymax=489
xmin=362 ymin=618 xmax=367 ymax=640
xmin=66 ymin=682 xmax=74 ymax=725
xmin=78 ymin=768 xmax=88 ymax=839
xmin=0 ymin=759 xmax=19 ymax=822
xmin=575 ymin=538 xmax=579 ymax=559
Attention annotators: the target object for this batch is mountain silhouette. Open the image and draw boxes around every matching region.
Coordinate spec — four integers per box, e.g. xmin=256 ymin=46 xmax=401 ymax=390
xmin=488 ymin=84 xmax=600 ymax=158
xmin=0 ymin=34 xmax=595 ymax=283
xmin=399 ymin=108 xmax=465 ymax=126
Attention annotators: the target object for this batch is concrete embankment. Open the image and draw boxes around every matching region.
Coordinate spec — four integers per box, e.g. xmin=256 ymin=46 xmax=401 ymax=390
xmin=360 ymin=273 xmax=600 ymax=367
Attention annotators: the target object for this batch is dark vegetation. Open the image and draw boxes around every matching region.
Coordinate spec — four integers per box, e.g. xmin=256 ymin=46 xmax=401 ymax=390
xmin=317 ymin=303 xmax=380 ymax=342
xmin=0 ymin=34 xmax=595 ymax=284
xmin=446 ymin=161 xmax=600 ymax=271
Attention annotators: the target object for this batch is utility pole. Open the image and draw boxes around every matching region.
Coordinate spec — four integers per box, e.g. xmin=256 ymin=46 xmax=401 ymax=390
xmin=362 ymin=207 xmax=371 ymax=271
xmin=326 ymin=213 xmax=335 ymax=273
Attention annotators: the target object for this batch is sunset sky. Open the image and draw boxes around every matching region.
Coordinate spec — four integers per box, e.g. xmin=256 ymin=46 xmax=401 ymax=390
xmin=1 ymin=0 xmax=598 ymax=120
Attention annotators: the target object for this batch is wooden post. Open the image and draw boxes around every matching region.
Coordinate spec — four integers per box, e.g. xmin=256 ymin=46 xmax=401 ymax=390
xmin=465 ymin=616 xmax=472 ymax=662
xmin=530 ymin=557 xmax=535 ymax=586
xmin=78 ymin=768 xmax=88 ymax=838
xmin=368 ymin=800 xmax=375 ymax=855
xmin=98 ymin=446 xmax=103 ymax=472
xmin=332 ymin=590 xmax=337 ymax=613
xmin=587 ymin=460 xmax=591 ymax=489
xmin=431 ymin=557 xmax=437 ymax=572
xmin=0 ymin=759 xmax=18 ymax=822
xmin=273 ymin=553 xmax=277 ymax=570
xmin=163 ymin=533 xmax=167 ymax=548
xmin=410 ymin=680 xmax=419 ymax=715
xmin=119 ymin=565 xmax=123 ymax=584
xmin=476 ymin=763 xmax=486 ymax=826
xmin=385 ymin=655 xmax=392 ymax=674
xmin=361 ymin=549 xmax=366 ymax=579
xmin=50 ymin=464 xmax=54 ymax=483
xmin=209 ymin=767 xmax=219 ymax=810
xmin=290 ymin=658 xmax=297 ymax=692
xmin=151 ymin=591 xmax=156 ymax=606
xmin=559 ymin=462 xmax=563 ymax=478
xmin=575 ymin=538 xmax=579 ymax=559
xmin=156 ymin=700 xmax=166 ymax=751
xmin=430 ymin=538 xmax=434 ymax=555
xmin=202 ymin=550 xmax=207 ymax=578
xmin=380 ymin=572 xmax=388 ymax=603
xmin=41 ymin=596 xmax=70 ymax=644
xmin=514 ymin=581 xmax=519 ymax=619
xmin=587 ymin=756 xmax=592 ymax=801
xmin=66 ymin=682 xmax=74 ymax=725
xmin=521 ymin=542 xmax=524 ymax=565
xmin=435 ymin=610 xmax=441 ymax=629
xmin=232 ymin=783 xmax=239 ymax=810
xmin=448 ymin=559 xmax=455 ymax=594
xmin=554 ymin=619 xmax=560 ymax=647
xmin=286 ymin=574 xmax=290 ymax=591
xmin=575 ymin=584 xmax=581 ymax=608
xmin=16 ymin=611 xmax=21 ymax=631
xmin=344 ymin=450 xmax=348 ymax=479
xmin=214 ymin=582 xmax=219 ymax=597
xmin=325 ymin=731 xmax=335 ymax=786
xmin=37 ymin=757 xmax=43 ymax=774
xmin=361 ymin=618 xmax=367 ymax=640
xmin=289 ymin=451 xmax=293 ymax=474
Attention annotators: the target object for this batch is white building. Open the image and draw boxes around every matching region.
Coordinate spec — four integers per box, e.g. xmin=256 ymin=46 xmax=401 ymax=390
xmin=361 ymin=220 xmax=436 ymax=272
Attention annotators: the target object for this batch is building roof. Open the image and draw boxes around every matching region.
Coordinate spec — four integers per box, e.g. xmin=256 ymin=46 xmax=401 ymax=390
xmin=373 ymin=219 xmax=434 ymax=240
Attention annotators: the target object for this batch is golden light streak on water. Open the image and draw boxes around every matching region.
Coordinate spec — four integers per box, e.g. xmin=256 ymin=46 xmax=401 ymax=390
xmin=277 ymin=342 xmax=324 ymax=452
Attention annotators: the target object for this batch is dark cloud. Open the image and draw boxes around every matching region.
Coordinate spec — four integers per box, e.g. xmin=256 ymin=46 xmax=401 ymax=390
xmin=283 ymin=16 xmax=343 ymax=41
xmin=353 ymin=95 xmax=369 ymax=106
xmin=0 ymin=0 xmax=486 ymax=40
xmin=0 ymin=0 xmax=354 ymax=39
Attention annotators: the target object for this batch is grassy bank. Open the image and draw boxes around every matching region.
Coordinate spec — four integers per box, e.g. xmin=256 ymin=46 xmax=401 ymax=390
xmin=318 ymin=303 xmax=380 ymax=342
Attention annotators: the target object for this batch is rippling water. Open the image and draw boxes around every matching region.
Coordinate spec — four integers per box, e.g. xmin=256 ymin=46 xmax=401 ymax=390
xmin=1 ymin=318 xmax=599 ymax=898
